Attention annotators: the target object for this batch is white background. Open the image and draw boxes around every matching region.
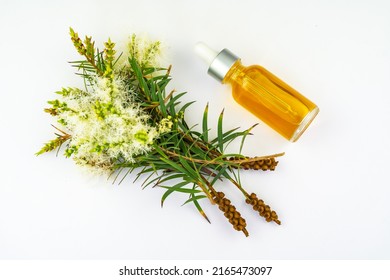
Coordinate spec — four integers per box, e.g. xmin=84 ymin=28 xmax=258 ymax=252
xmin=1 ymin=0 xmax=389 ymax=260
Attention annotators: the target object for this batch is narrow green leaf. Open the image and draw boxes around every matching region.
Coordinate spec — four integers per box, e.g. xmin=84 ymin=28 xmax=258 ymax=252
xmin=178 ymin=100 xmax=195 ymax=114
xmin=210 ymin=127 xmax=241 ymax=145
xmin=178 ymin=156 xmax=200 ymax=182
xmin=141 ymin=170 xmax=158 ymax=189
xmin=169 ymin=91 xmax=186 ymax=104
xmin=129 ymin=57 xmax=150 ymax=98
xmin=192 ymin=197 xmax=211 ymax=223
xmin=239 ymin=123 xmax=258 ymax=154
xmin=181 ymin=192 xmax=210 ymax=223
xmin=160 ymin=183 xmax=199 ymax=206
xmin=152 ymin=173 xmax=186 ymax=188
xmin=156 ymin=78 xmax=171 ymax=92
xmin=210 ymin=164 xmax=229 ymax=186
xmin=118 ymin=167 xmax=135 ymax=185
xmin=159 ymin=157 xmax=194 ymax=180
xmin=112 ymin=52 xmax=123 ymax=67
xmin=202 ymin=103 xmax=209 ymax=142
xmin=182 ymin=195 xmax=207 ymax=206
xmin=157 ymin=88 xmax=167 ymax=116
xmin=217 ymin=109 xmax=224 ymax=152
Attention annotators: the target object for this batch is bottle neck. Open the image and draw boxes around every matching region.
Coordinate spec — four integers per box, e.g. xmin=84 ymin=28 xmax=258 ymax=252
xmin=222 ymin=60 xmax=245 ymax=84
xmin=207 ymin=49 xmax=240 ymax=82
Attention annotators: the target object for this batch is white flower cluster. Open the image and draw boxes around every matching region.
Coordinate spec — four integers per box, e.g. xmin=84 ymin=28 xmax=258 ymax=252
xmin=115 ymin=34 xmax=163 ymax=70
xmin=41 ymin=35 xmax=174 ymax=172
xmin=56 ymin=76 xmax=162 ymax=171
xmin=128 ymin=34 xmax=162 ymax=67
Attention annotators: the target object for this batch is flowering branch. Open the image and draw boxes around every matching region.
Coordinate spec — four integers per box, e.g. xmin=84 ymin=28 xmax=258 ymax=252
xmin=37 ymin=28 xmax=284 ymax=237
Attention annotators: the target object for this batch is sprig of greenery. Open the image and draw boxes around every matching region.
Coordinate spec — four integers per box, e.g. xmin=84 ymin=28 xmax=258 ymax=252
xmin=38 ymin=28 xmax=284 ymax=236
xmin=36 ymin=125 xmax=71 ymax=155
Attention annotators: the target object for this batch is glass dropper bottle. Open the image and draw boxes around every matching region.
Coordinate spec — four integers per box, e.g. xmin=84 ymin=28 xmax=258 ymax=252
xmin=194 ymin=42 xmax=319 ymax=142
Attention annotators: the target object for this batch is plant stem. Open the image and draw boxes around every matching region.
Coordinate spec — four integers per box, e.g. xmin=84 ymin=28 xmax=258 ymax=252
xmin=160 ymin=147 xmax=284 ymax=165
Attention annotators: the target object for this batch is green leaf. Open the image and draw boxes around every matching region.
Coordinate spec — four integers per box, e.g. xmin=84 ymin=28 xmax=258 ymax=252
xmin=160 ymin=182 xmax=200 ymax=207
xmin=118 ymin=167 xmax=135 ymax=185
xmin=147 ymin=173 xmax=186 ymax=189
xmin=157 ymin=87 xmax=167 ymax=116
xmin=112 ymin=52 xmax=123 ymax=67
xmin=182 ymin=192 xmax=210 ymax=223
xmin=168 ymin=91 xmax=186 ymax=105
xmin=129 ymin=57 xmax=150 ymax=98
xmin=182 ymin=194 xmax=207 ymax=206
xmin=178 ymin=156 xmax=200 ymax=182
xmin=217 ymin=109 xmax=224 ymax=152
xmin=140 ymin=170 xmax=158 ymax=189
xmin=240 ymin=124 xmax=258 ymax=154
xmin=190 ymin=194 xmax=210 ymax=223
xmin=210 ymin=126 xmax=240 ymax=145
xmin=210 ymin=164 xmax=229 ymax=186
xmin=159 ymin=157 xmax=193 ymax=180
xmin=178 ymin=100 xmax=195 ymax=114
xmin=202 ymin=103 xmax=209 ymax=142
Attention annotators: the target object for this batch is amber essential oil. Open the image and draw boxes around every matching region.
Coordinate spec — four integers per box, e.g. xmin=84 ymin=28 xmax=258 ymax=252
xmin=195 ymin=43 xmax=319 ymax=142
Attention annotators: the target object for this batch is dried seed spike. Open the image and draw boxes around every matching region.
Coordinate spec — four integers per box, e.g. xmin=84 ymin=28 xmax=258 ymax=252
xmin=227 ymin=155 xmax=281 ymax=171
xmin=245 ymin=192 xmax=281 ymax=225
xmin=212 ymin=192 xmax=249 ymax=237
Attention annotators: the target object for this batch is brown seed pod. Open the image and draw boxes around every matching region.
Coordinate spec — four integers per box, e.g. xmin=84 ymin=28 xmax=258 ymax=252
xmin=212 ymin=192 xmax=249 ymax=237
xmin=245 ymin=192 xmax=281 ymax=225
xmin=230 ymin=157 xmax=278 ymax=171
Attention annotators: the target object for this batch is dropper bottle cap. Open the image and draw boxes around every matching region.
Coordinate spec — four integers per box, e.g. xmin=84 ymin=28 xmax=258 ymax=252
xmin=194 ymin=42 xmax=240 ymax=82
